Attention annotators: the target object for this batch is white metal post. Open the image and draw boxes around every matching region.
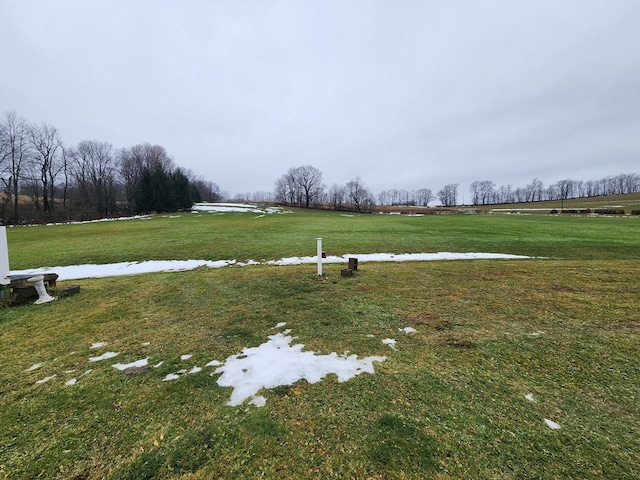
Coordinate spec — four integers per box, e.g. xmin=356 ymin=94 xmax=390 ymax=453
xmin=316 ymin=237 xmax=323 ymax=276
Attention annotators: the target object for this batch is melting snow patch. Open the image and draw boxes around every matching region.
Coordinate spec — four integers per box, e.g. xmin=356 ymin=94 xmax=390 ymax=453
xmin=544 ymin=419 xmax=561 ymax=430
xmin=162 ymin=373 xmax=180 ymax=382
xmin=12 ymin=252 xmax=533 ymax=281
xmin=272 ymin=322 xmax=287 ymax=329
xmin=65 ymin=378 xmax=77 ymax=386
xmin=112 ymin=358 xmax=149 ymax=371
xmin=88 ymin=352 xmax=118 ymax=362
xmin=188 ymin=366 xmax=202 ymax=374
xmin=205 ymin=360 xmax=222 ymax=367
xmin=525 ymin=393 xmax=535 ymax=402
xmin=214 ymin=332 xmax=386 ymax=407
xmin=399 ymin=327 xmax=416 ymax=333
xmin=35 ymin=375 xmax=56 ymax=385
xmin=180 ymin=354 xmax=192 ymax=361
xmin=24 ymin=363 xmax=43 ymax=372
xmin=382 ymin=338 xmax=397 ymax=350
xmin=528 ymin=331 xmax=546 ymax=336
xmin=90 ymin=342 xmax=108 ymax=349
xmin=154 ymin=361 xmax=164 ymax=368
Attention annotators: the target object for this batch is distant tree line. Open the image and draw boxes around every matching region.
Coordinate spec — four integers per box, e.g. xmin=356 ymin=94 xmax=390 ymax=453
xmin=469 ymin=174 xmax=640 ymax=205
xmin=268 ymin=165 xmax=639 ymax=211
xmin=0 ymin=111 xmax=224 ymax=223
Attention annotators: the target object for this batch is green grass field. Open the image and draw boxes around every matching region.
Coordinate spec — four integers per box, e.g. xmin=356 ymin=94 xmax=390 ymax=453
xmin=1 ymin=209 xmax=639 ymax=479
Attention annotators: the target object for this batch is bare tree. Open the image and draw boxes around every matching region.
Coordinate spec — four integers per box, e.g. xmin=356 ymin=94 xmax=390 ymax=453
xmin=438 ymin=183 xmax=458 ymax=207
xmin=0 ymin=111 xmax=31 ymax=221
xmin=415 ymin=188 xmax=434 ymax=206
xmin=345 ymin=176 xmax=374 ymax=212
xmin=28 ymin=122 xmax=62 ymax=215
xmin=274 ymin=165 xmax=325 ymax=207
xmin=73 ymin=140 xmax=118 ymax=216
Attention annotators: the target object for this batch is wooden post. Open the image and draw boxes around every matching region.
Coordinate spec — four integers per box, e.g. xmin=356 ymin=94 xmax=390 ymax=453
xmin=348 ymin=257 xmax=358 ymax=270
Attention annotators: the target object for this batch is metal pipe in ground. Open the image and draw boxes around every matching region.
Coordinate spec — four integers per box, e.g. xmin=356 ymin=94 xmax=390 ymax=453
xmin=316 ymin=238 xmax=323 ymax=276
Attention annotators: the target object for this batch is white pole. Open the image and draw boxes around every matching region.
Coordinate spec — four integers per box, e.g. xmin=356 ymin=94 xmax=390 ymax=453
xmin=316 ymin=237 xmax=323 ymax=276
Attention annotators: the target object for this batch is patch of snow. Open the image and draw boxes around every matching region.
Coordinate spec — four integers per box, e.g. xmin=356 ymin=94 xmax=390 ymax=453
xmin=176 ymin=369 xmax=187 ymax=374
xmin=12 ymin=252 xmax=533 ymax=281
xmin=180 ymin=354 xmax=192 ymax=361
xmin=192 ymin=203 xmax=284 ymax=214
xmin=35 ymin=375 xmax=56 ymax=384
xmin=82 ymin=369 xmax=93 ymax=376
xmin=142 ymin=342 xmax=150 ymax=346
xmin=24 ymin=363 xmax=43 ymax=372
xmin=88 ymin=352 xmax=118 ymax=362
xmin=214 ymin=332 xmax=386 ymax=407
xmin=544 ymin=418 xmax=561 ymax=429
xmin=205 ymin=360 xmax=222 ymax=367
xmin=162 ymin=373 xmax=180 ymax=382
xmin=90 ymin=342 xmax=108 ymax=349
xmin=366 ymin=334 xmax=375 ymax=338
xmin=399 ymin=327 xmax=416 ymax=333
xmin=112 ymin=358 xmax=149 ymax=371
xmin=528 ymin=331 xmax=546 ymax=336
xmin=11 ymin=259 xmax=235 ymax=281
xmin=272 ymin=322 xmax=287 ymax=329
xmin=382 ymin=338 xmax=397 ymax=350
xmin=188 ymin=366 xmax=202 ymax=374
xmin=525 ymin=393 xmax=535 ymax=402
xmin=268 ymin=252 xmax=532 ymax=266
xmin=65 ymin=378 xmax=77 ymax=386
xmin=154 ymin=361 xmax=164 ymax=368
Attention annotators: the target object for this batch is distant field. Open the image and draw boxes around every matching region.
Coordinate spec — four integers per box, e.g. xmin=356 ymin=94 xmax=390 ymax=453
xmin=1 ymin=208 xmax=638 ymax=479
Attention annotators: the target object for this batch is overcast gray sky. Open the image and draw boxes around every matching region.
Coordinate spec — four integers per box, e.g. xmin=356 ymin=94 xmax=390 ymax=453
xmin=2 ymin=0 xmax=639 ymax=199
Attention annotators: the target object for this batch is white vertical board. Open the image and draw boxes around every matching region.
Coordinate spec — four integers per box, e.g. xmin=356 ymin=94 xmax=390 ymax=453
xmin=0 ymin=226 xmax=10 ymax=285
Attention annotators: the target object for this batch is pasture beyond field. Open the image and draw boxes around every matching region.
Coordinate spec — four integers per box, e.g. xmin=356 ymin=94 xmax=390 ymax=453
xmin=1 ymin=209 xmax=638 ymax=479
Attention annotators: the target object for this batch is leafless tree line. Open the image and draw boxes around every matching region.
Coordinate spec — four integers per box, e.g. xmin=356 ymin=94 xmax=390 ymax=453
xmin=0 ymin=111 xmax=223 ymax=223
xmin=469 ymin=174 xmax=640 ymax=205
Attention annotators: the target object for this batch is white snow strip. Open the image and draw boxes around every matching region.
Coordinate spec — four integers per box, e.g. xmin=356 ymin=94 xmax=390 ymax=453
xmin=11 ymin=259 xmax=234 ymax=281
xmin=112 ymin=358 xmax=149 ymax=371
xmin=65 ymin=378 xmax=77 ymax=386
xmin=528 ymin=331 xmax=546 ymax=336
xmin=10 ymin=252 xmax=532 ymax=281
xmin=214 ymin=332 xmax=386 ymax=407
xmin=272 ymin=322 xmax=287 ymax=329
xmin=154 ymin=361 xmax=164 ymax=368
xmin=267 ymin=252 xmax=532 ymax=266
xmin=90 ymin=342 xmax=108 ymax=349
xmin=142 ymin=342 xmax=150 ymax=346
xmin=180 ymin=354 xmax=192 ymax=361
xmin=525 ymin=393 xmax=535 ymax=402
xmin=35 ymin=375 xmax=56 ymax=384
xmin=544 ymin=419 xmax=561 ymax=429
xmin=399 ymin=327 xmax=416 ymax=333
xmin=205 ymin=360 xmax=222 ymax=367
xmin=382 ymin=338 xmax=397 ymax=350
xmin=188 ymin=366 xmax=202 ymax=374
xmin=88 ymin=351 xmax=118 ymax=362
xmin=24 ymin=363 xmax=43 ymax=372
xmin=162 ymin=373 xmax=180 ymax=381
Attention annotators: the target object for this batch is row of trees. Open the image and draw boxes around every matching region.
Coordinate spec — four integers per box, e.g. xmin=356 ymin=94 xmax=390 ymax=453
xmin=271 ymin=165 xmax=640 ymax=211
xmin=469 ymin=174 xmax=640 ymax=205
xmin=0 ymin=111 xmax=223 ymax=223
xmin=274 ymin=166 xmax=377 ymax=212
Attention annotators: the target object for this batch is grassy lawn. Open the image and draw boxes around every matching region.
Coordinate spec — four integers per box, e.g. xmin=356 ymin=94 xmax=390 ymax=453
xmin=1 ymin=210 xmax=639 ymax=479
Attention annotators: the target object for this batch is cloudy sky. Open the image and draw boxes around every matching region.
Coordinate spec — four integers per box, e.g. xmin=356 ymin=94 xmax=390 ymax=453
xmin=2 ymin=1 xmax=639 ymax=200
